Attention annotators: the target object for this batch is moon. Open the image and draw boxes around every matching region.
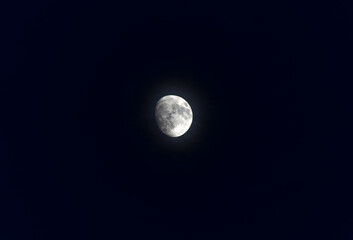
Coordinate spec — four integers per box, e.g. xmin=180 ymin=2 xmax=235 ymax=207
xmin=155 ymin=95 xmax=193 ymax=137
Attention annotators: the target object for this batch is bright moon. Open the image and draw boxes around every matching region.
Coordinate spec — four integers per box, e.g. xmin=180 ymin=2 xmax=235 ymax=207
xmin=155 ymin=95 xmax=193 ymax=137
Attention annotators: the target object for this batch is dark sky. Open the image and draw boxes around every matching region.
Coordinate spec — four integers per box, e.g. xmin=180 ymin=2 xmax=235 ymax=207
xmin=2 ymin=0 xmax=353 ymax=239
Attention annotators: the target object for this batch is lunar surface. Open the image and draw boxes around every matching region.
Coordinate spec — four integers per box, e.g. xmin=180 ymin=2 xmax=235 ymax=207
xmin=155 ymin=95 xmax=193 ymax=137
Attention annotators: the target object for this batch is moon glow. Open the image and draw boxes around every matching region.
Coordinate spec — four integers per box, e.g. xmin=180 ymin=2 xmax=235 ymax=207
xmin=155 ymin=95 xmax=193 ymax=137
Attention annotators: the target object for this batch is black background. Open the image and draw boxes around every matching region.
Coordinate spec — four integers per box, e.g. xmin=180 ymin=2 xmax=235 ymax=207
xmin=2 ymin=0 xmax=353 ymax=239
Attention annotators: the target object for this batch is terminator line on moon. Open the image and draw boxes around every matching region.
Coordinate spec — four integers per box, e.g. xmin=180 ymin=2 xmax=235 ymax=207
xmin=155 ymin=95 xmax=193 ymax=137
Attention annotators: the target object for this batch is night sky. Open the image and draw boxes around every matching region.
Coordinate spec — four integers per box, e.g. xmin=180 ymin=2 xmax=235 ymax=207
xmin=2 ymin=0 xmax=353 ymax=239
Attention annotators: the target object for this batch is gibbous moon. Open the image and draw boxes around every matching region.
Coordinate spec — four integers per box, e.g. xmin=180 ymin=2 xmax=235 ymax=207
xmin=155 ymin=95 xmax=193 ymax=137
